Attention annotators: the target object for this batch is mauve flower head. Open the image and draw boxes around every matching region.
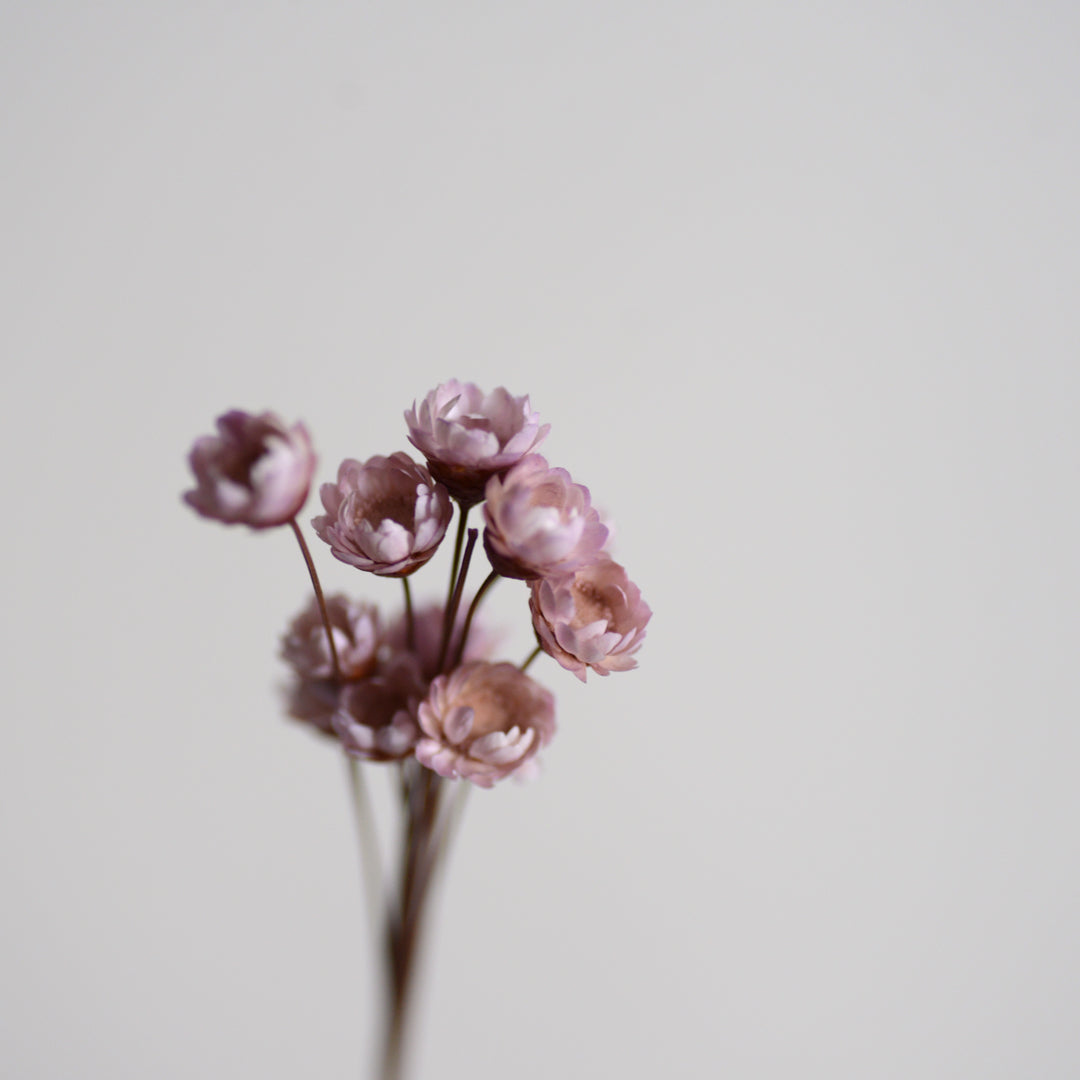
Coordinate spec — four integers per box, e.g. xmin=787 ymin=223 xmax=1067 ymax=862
xmin=385 ymin=601 xmax=501 ymax=681
xmin=312 ymin=452 xmax=452 ymax=577
xmin=333 ymin=656 xmax=425 ymax=762
xmin=405 ymin=381 xmax=550 ymax=505
xmin=183 ymin=410 xmax=315 ymax=528
xmin=530 ymin=557 xmax=651 ymax=681
xmin=416 ymin=661 xmax=556 ymax=788
xmin=284 ymin=677 xmax=341 ymax=738
xmin=483 ymin=455 xmax=609 ymax=580
xmin=281 ymin=594 xmax=381 ymax=681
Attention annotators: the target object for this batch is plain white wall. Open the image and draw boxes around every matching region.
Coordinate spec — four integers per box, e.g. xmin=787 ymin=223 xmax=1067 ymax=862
xmin=3 ymin=2 xmax=1079 ymax=1077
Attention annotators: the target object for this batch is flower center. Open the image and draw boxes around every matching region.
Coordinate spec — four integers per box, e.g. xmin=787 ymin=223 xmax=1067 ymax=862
xmin=571 ymin=580 xmax=613 ymax=628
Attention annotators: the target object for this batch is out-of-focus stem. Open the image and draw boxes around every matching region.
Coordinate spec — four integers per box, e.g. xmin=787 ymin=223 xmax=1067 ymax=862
xmin=345 ymin=755 xmax=383 ymax=944
xmin=381 ymin=769 xmax=445 ymax=1080
xmin=402 ymin=577 xmax=415 ymax=651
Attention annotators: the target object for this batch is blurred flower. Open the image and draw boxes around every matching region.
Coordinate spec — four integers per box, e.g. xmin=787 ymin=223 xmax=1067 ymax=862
xmin=384 ymin=602 xmax=500 ymax=681
xmin=284 ymin=677 xmax=341 ymax=737
xmin=333 ymin=657 xmax=425 ymax=762
xmin=281 ymin=594 xmax=381 ymax=680
xmin=483 ymin=455 xmax=608 ymax=580
xmin=416 ymin=662 xmax=556 ymax=787
xmin=405 ymin=381 xmax=549 ymax=504
xmin=312 ymin=452 xmax=452 ymax=576
xmin=183 ymin=410 xmax=315 ymax=528
xmin=529 ymin=558 xmax=651 ymax=680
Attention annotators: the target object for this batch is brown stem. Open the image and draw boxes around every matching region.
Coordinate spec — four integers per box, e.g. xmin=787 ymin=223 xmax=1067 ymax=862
xmin=382 ymin=770 xmax=444 ymax=1080
xmin=402 ymin=576 xmax=415 ymax=651
xmin=436 ymin=529 xmax=478 ymax=673
xmin=289 ymin=518 xmax=341 ymax=680
xmin=451 ymin=570 xmax=498 ymax=669
xmin=520 ymin=644 xmax=542 ymax=672
xmin=439 ymin=505 xmax=471 ymax=659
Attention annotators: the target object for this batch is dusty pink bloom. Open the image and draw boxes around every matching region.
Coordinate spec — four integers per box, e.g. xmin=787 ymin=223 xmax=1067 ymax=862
xmin=385 ymin=602 xmax=500 ymax=681
xmin=530 ymin=557 xmax=651 ymax=681
xmin=483 ymin=455 xmax=609 ymax=580
xmin=312 ymin=452 xmax=452 ymax=576
xmin=416 ymin=662 xmax=556 ymax=788
xmin=281 ymin=594 xmax=381 ymax=680
xmin=405 ymin=381 xmax=550 ymax=504
xmin=333 ymin=657 xmax=425 ymax=762
xmin=183 ymin=410 xmax=316 ymax=528
xmin=284 ymin=677 xmax=341 ymax=737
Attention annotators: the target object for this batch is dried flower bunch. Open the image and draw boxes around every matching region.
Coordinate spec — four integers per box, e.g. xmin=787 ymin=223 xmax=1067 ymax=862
xmin=183 ymin=381 xmax=649 ymax=1079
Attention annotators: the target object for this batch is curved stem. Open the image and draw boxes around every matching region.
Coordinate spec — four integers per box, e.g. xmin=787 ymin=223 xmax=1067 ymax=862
xmin=520 ymin=644 xmax=542 ymax=673
xmin=452 ymin=570 xmax=498 ymax=669
xmin=290 ymin=518 xmax=341 ymax=680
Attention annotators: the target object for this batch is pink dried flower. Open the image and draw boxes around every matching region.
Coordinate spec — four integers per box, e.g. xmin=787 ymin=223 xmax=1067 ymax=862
xmin=529 ymin=557 xmax=651 ymax=681
xmin=385 ymin=602 xmax=500 ymax=681
xmin=284 ymin=677 xmax=340 ymax=737
xmin=312 ymin=452 xmax=452 ymax=577
xmin=405 ymin=381 xmax=550 ymax=504
xmin=333 ymin=657 xmax=425 ymax=762
xmin=416 ymin=662 xmax=556 ymax=788
xmin=483 ymin=455 xmax=609 ymax=580
xmin=183 ymin=410 xmax=315 ymax=528
xmin=281 ymin=594 xmax=381 ymax=680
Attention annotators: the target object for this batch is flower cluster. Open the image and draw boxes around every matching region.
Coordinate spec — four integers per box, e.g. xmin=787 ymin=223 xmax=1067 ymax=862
xmin=183 ymin=382 xmax=650 ymax=787
xmin=182 ymin=381 xmax=651 ymax=1077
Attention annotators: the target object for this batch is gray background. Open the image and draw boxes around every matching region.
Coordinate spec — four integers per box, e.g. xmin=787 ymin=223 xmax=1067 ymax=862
xmin=3 ymin=2 xmax=1079 ymax=1077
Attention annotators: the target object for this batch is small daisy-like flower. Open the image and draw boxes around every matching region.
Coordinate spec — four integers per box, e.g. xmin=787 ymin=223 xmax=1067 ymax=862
xmin=183 ymin=410 xmax=315 ymax=528
xmin=405 ymin=381 xmax=549 ymax=505
xmin=529 ymin=557 xmax=651 ymax=681
xmin=312 ymin=452 xmax=452 ymax=576
xmin=281 ymin=594 xmax=381 ymax=681
xmin=483 ymin=455 xmax=608 ymax=580
xmin=416 ymin=662 xmax=556 ymax=788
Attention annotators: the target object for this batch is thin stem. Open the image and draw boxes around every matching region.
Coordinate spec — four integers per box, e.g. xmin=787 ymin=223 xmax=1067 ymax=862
xmin=289 ymin=518 xmax=342 ymax=680
xmin=433 ymin=781 xmax=471 ymax=876
xmin=448 ymin=504 xmax=470 ymax=599
xmin=452 ymin=570 xmax=498 ymax=669
xmin=436 ymin=529 xmax=478 ymax=673
xmin=439 ymin=505 xmax=471 ymax=664
xmin=520 ymin=644 xmax=542 ymax=672
xmin=402 ymin=577 xmax=415 ymax=651
xmin=345 ymin=755 xmax=383 ymax=944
